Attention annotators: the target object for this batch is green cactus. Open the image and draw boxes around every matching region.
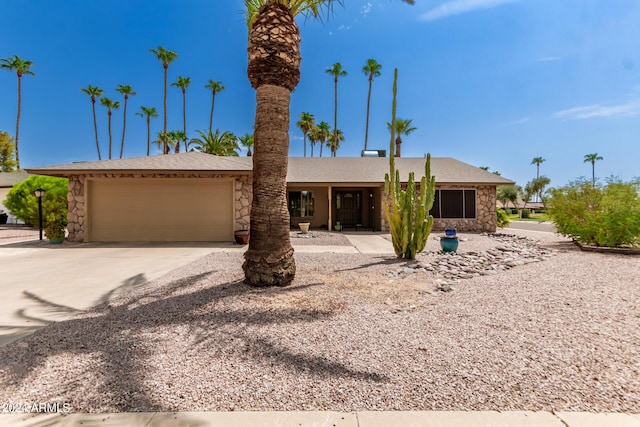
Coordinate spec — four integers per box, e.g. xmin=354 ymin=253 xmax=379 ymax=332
xmin=383 ymin=68 xmax=436 ymax=259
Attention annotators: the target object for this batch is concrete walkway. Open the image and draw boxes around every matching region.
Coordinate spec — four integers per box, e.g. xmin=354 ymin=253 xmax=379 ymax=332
xmin=0 ymin=241 xmax=243 ymax=347
xmin=342 ymin=232 xmax=395 ymax=254
xmin=2 ymin=411 xmax=639 ymax=426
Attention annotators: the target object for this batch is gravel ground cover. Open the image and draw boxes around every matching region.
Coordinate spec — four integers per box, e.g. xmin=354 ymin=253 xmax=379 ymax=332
xmin=289 ymin=230 xmax=351 ymax=246
xmin=0 ymin=229 xmax=638 ymax=413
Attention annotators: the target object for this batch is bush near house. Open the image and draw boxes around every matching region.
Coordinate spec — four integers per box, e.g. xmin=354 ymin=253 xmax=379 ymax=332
xmin=496 ymin=207 xmax=510 ymax=228
xmin=4 ymin=176 xmax=68 ymax=227
xmin=548 ymin=178 xmax=640 ymax=247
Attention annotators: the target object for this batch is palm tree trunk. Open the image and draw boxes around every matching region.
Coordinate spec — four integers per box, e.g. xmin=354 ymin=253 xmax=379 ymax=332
xmin=178 ymin=89 xmax=186 ymax=153
xmin=146 ymin=117 xmax=151 ymax=156
xmin=209 ymin=92 xmax=215 ymax=132
xmin=311 ymin=142 xmax=314 ymax=157
xmin=120 ymin=96 xmax=128 ymax=159
xmin=92 ymin=99 xmax=101 ymax=160
xmin=242 ymin=84 xmax=295 ymax=287
xmin=108 ymin=111 xmax=113 ymax=159
xmin=364 ymin=75 xmax=373 ymax=152
xmin=163 ymin=65 xmax=168 ymax=154
xmin=15 ymin=75 xmax=22 ymax=169
xmin=592 ymin=161 xmax=596 ymax=186
xmin=395 ymin=136 xmax=402 ymax=157
xmin=303 ymin=133 xmax=307 ymax=157
xmin=333 ymin=76 xmax=338 ymax=158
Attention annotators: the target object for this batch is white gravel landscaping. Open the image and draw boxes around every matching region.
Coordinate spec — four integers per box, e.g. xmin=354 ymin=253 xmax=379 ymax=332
xmin=0 ymin=229 xmax=638 ymax=413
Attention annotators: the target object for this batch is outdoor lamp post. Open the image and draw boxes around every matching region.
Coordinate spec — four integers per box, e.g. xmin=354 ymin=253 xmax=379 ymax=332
xmin=34 ymin=187 xmax=46 ymax=240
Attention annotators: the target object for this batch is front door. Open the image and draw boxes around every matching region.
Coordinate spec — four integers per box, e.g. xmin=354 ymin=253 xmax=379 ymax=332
xmin=336 ymin=191 xmax=362 ymax=226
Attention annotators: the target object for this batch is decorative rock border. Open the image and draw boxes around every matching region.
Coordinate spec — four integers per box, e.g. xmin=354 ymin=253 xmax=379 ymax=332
xmin=389 ymin=233 xmax=555 ymax=292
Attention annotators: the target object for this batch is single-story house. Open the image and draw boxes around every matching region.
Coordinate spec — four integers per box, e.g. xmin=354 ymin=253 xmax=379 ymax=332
xmin=26 ymin=152 xmax=514 ymax=242
xmin=0 ymin=170 xmax=31 ymax=224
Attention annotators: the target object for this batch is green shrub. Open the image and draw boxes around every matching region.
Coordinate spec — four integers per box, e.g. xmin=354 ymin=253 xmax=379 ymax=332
xmin=548 ymin=178 xmax=640 ymax=247
xmin=4 ymin=176 xmax=68 ymax=226
xmin=521 ymin=209 xmax=531 ymax=218
xmin=511 ymin=208 xmax=518 ymax=215
xmin=496 ymin=207 xmax=510 ymax=228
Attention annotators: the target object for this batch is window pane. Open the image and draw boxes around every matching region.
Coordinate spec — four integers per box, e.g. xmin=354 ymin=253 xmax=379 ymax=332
xmin=440 ymin=190 xmax=463 ymax=218
xmin=301 ymin=191 xmax=314 ymax=216
xmin=429 ymin=190 xmax=441 ymax=218
xmin=288 ymin=192 xmax=301 ymax=217
xmin=464 ymin=190 xmax=476 ymax=219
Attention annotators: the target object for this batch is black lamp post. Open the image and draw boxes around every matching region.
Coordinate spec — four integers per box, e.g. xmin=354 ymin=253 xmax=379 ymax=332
xmin=34 ymin=187 xmax=46 ymax=240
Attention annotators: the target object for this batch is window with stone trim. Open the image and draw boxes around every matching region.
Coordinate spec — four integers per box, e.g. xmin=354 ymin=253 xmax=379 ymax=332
xmin=430 ymin=189 xmax=476 ymax=219
xmin=288 ymin=191 xmax=315 ymax=217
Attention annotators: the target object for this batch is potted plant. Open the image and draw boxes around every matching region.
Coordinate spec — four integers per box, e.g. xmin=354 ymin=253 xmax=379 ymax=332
xmin=234 ymin=229 xmax=249 ymax=245
xmin=44 ymin=217 xmax=67 ymax=244
xmin=334 ymin=221 xmax=342 ymax=231
xmin=298 ymin=222 xmax=310 ymax=234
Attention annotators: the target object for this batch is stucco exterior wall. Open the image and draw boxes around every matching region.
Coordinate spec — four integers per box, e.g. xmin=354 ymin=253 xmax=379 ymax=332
xmin=380 ymin=184 xmax=497 ymax=233
xmin=67 ymin=173 xmax=252 ymax=242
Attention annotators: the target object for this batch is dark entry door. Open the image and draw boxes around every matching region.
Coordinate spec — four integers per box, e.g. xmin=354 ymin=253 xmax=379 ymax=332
xmin=336 ymin=191 xmax=362 ymax=226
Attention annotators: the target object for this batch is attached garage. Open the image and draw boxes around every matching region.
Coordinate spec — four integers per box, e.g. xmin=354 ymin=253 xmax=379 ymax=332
xmin=86 ymin=178 xmax=234 ymax=242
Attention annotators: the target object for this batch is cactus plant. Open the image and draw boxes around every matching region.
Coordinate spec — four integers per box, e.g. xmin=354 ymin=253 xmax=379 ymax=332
xmin=382 ymin=68 xmax=436 ymax=259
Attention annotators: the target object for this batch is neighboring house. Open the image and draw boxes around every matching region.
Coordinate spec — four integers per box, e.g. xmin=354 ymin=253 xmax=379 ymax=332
xmin=26 ymin=152 xmax=514 ymax=242
xmin=0 ymin=171 xmax=31 ymax=224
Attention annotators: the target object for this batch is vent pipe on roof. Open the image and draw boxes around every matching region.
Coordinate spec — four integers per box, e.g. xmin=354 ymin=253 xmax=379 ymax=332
xmin=361 ymin=150 xmax=386 ymax=157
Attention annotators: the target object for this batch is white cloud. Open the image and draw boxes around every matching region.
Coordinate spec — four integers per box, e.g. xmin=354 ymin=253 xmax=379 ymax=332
xmin=361 ymin=2 xmax=373 ymax=18
xmin=504 ymin=117 xmax=529 ymax=126
xmin=553 ymin=99 xmax=640 ymax=120
xmin=419 ymin=0 xmax=519 ymax=22
xmin=338 ymin=24 xmax=351 ymax=31
xmin=535 ymin=57 xmax=562 ymax=62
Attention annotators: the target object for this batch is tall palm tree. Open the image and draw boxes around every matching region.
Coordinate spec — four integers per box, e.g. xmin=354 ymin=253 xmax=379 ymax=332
xmin=1 ymin=55 xmax=35 ymax=169
xmin=315 ymin=121 xmax=331 ymax=157
xmin=386 ymin=118 xmax=416 ymax=157
xmin=171 ymin=76 xmax=191 ymax=153
xmin=307 ymin=126 xmax=319 ymax=157
xmin=326 ymin=128 xmax=344 ymax=156
xmin=326 ymin=62 xmax=347 ymax=157
xmin=242 ymin=0 xmax=414 ymax=287
xmin=189 ymin=129 xmax=239 ymax=156
xmin=238 ymin=133 xmax=254 ymax=156
xmin=80 ymin=85 xmax=104 ymax=160
xmin=204 ymin=80 xmax=225 ymax=131
xmin=531 ymin=156 xmax=545 ymax=179
xmin=296 ymin=112 xmax=315 ymax=157
xmin=115 ymin=84 xmax=136 ymax=159
xmin=100 ymin=97 xmax=120 ymax=160
xmin=584 ymin=153 xmax=603 ymax=186
xmin=136 ymin=106 xmax=158 ymax=156
xmin=362 ymin=58 xmax=381 ymax=152
xmin=530 ymin=156 xmax=545 ymax=202
xmin=149 ymin=46 xmax=178 ymax=154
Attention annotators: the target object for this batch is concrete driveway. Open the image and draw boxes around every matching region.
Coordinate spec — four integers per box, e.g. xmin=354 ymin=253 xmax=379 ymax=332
xmin=0 ymin=240 xmax=243 ymax=347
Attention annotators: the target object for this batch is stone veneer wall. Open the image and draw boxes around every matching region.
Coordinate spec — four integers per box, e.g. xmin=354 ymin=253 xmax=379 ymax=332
xmin=66 ymin=173 xmax=252 ymax=242
xmin=379 ymin=185 xmax=497 ymax=233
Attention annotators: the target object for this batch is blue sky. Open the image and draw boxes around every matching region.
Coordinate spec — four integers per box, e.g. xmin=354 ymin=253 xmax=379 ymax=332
xmin=1 ymin=0 xmax=639 ymax=188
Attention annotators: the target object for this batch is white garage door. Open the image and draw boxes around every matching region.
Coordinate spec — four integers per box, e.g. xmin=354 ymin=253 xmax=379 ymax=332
xmin=87 ymin=178 xmax=234 ymax=242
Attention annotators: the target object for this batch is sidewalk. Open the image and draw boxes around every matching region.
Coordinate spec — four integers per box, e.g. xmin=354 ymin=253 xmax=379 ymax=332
xmin=2 ymin=411 xmax=639 ymax=426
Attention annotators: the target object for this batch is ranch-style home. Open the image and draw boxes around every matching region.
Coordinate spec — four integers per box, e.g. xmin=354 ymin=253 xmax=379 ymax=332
xmin=26 ymin=152 xmax=514 ymax=243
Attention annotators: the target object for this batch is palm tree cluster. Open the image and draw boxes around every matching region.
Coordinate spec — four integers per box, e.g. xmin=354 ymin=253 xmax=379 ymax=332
xmin=295 ymin=57 xmax=416 ymax=157
xmin=80 ymin=46 xmax=232 ymax=159
xmin=295 ymin=112 xmax=343 ymax=157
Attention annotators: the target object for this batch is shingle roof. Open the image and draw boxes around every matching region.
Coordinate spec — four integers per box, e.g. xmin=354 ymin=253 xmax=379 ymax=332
xmin=286 ymin=157 xmax=514 ymax=185
xmin=0 ymin=171 xmax=31 ymax=187
xmin=25 ymin=152 xmax=253 ymax=174
xmin=26 ymin=152 xmax=514 ymax=185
